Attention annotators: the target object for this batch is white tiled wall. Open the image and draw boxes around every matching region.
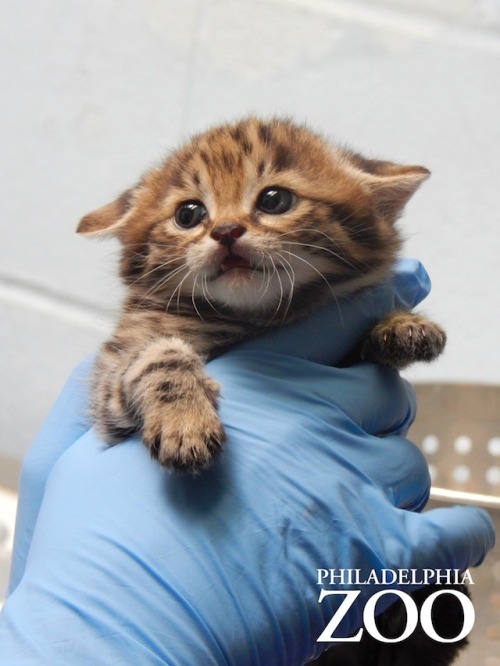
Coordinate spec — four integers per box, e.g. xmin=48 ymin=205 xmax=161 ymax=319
xmin=2 ymin=0 xmax=500 ymax=465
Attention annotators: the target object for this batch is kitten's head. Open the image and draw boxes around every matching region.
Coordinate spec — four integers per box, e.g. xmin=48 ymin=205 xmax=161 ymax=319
xmin=77 ymin=117 xmax=429 ymax=320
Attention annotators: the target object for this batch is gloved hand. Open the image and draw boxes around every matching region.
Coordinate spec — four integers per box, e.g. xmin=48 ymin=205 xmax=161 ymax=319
xmin=0 ymin=260 xmax=494 ymax=666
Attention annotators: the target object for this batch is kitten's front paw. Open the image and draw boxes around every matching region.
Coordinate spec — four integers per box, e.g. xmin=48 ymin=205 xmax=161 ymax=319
xmin=146 ymin=410 xmax=225 ymax=472
xmin=361 ymin=312 xmax=446 ymax=370
xmin=142 ymin=378 xmax=226 ymax=472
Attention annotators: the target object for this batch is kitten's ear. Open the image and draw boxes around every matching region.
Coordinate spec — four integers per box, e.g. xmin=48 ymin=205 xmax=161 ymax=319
xmin=364 ymin=163 xmax=430 ymax=220
xmin=76 ymin=188 xmax=135 ymax=237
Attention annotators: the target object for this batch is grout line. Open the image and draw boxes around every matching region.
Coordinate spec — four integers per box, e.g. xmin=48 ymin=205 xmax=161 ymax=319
xmin=0 ymin=273 xmax=114 ymax=333
xmin=269 ymin=0 xmax=500 ymax=54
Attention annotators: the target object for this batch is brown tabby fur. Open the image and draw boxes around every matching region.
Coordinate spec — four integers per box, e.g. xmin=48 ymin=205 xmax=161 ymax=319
xmin=78 ymin=117 xmax=464 ymax=665
xmin=78 ymin=116 xmax=445 ymax=471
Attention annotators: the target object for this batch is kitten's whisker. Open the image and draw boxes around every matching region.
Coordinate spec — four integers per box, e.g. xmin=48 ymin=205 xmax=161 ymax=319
xmin=191 ymin=274 xmax=206 ymax=321
xmin=121 ymin=241 xmax=178 ymax=249
xmin=262 ymin=259 xmax=273 ymax=297
xmin=148 ymin=263 xmax=190 ymax=291
xmin=175 ymin=270 xmax=195 ymax=314
xmin=139 ymin=255 xmax=185 ymax=279
xmin=254 ymin=251 xmax=266 ymax=272
xmin=165 ymin=268 xmax=193 ymax=314
xmin=201 ymin=274 xmax=222 ymax=315
xmin=278 ymin=227 xmax=338 ymax=245
xmin=276 ymin=252 xmax=296 ymax=323
xmin=165 ymin=286 xmax=181 ymax=314
xmin=268 ymin=256 xmax=285 ymax=323
xmin=141 ymin=267 xmax=184 ymax=298
xmin=255 ymin=252 xmax=273 ymax=302
xmin=281 ymin=249 xmax=345 ymax=326
xmin=278 ymin=227 xmax=358 ymax=252
xmin=283 ymin=240 xmax=358 ymax=271
xmin=140 ymin=264 xmax=190 ymax=304
xmin=280 ymin=249 xmax=335 ymax=297
xmin=131 ymin=256 xmax=185 ymax=288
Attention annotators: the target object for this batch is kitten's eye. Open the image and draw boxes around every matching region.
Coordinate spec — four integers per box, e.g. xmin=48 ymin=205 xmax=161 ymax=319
xmin=175 ymin=201 xmax=207 ymax=229
xmin=256 ymin=187 xmax=297 ymax=215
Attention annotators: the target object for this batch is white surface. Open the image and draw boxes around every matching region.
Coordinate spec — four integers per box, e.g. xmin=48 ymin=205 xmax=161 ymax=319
xmin=1 ymin=0 xmax=499 ymax=464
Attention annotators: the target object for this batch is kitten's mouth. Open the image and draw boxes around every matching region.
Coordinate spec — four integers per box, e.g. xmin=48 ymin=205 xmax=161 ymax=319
xmin=220 ymin=253 xmax=252 ymax=272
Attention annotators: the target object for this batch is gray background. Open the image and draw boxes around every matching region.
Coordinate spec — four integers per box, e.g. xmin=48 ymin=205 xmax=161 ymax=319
xmin=2 ymin=0 xmax=500 ymax=464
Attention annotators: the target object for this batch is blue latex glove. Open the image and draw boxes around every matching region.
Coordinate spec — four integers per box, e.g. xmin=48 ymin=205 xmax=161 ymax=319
xmin=0 ymin=260 xmax=494 ymax=665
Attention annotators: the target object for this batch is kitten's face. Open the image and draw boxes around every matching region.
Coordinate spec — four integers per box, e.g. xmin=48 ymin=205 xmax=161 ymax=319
xmin=78 ymin=118 xmax=429 ymax=319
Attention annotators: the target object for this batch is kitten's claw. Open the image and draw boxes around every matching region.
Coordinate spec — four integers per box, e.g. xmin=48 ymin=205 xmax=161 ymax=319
xmin=362 ymin=312 xmax=446 ymax=370
xmin=142 ymin=392 xmax=226 ymax=472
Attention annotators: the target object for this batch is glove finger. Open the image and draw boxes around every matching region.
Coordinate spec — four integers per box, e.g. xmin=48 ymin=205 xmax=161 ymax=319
xmin=391 ymin=505 xmax=495 ymax=574
xmin=23 ymin=355 xmax=94 ymax=468
xmin=345 ymin=430 xmax=431 ymax=512
xmin=322 ymin=363 xmax=416 ymax=436
xmin=209 ymin=356 xmax=415 ymax=440
xmin=9 ymin=356 xmax=94 ymax=594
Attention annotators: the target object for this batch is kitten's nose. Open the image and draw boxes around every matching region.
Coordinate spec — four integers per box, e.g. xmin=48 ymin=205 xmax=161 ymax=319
xmin=210 ymin=224 xmax=246 ymax=246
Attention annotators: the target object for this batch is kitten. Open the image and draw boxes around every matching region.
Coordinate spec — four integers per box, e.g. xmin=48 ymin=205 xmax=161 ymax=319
xmin=77 ymin=116 xmax=445 ymax=471
xmin=78 ymin=117 xmax=466 ymax=665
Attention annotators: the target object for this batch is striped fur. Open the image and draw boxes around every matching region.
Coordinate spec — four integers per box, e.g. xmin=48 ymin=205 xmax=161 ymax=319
xmin=78 ymin=117 xmax=445 ymax=471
